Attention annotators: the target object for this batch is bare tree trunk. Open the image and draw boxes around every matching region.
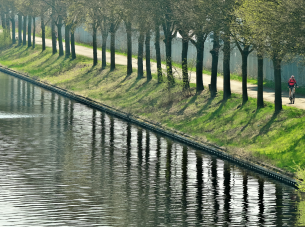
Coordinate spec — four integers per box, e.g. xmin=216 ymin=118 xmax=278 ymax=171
xmin=101 ymin=31 xmax=108 ymax=68
xmin=11 ymin=17 xmax=16 ymax=44
xmin=51 ymin=0 xmax=57 ymax=54
xmin=57 ymin=18 xmax=64 ymax=56
xmin=126 ymin=21 xmax=132 ymax=75
xmin=196 ymin=36 xmax=204 ymax=92
xmin=51 ymin=17 xmax=57 ymax=54
xmin=210 ymin=36 xmax=219 ymax=97
xmin=110 ymin=31 xmax=116 ymax=70
xmin=41 ymin=15 xmax=46 ymax=51
xmin=273 ymin=56 xmax=282 ymax=111
xmin=93 ymin=25 xmax=97 ymax=66
xmin=71 ymin=29 xmax=76 ymax=59
xmin=28 ymin=15 xmax=32 ymax=47
xmin=23 ymin=15 xmax=27 ymax=46
xmin=223 ymin=33 xmax=231 ymax=100
xmin=32 ymin=17 xmax=35 ymax=48
xmin=137 ymin=32 xmax=144 ymax=79
xmin=65 ymin=24 xmax=70 ymax=58
xmin=257 ymin=52 xmax=264 ymax=109
xmin=182 ymin=36 xmax=189 ymax=90
xmin=18 ymin=14 xmax=22 ymax=46
xmin=1 ymin=13 xmax=5 ymax=29
xmin=146 ymin=30 xmax=152 ymax=81
xmin=165 ymin=33 xmax=174 ymax=85
xmin=65 ymin=25 xmax=71 ymax=58
xmin=155 ymin=24 xmax=162 ymax=83
xmin=241 ymin=50 xmax=249 ymax=104
xmin=6 ymin=14 xmax=10 ymax=34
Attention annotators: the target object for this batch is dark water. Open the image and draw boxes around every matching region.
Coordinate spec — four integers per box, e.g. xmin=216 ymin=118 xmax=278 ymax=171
xmin=0 ymin=72 xmax=304 ymax=226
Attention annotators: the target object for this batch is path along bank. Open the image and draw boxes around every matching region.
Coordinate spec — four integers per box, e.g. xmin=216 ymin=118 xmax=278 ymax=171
xmin=0 ymin=44 xmax=304 ymax=187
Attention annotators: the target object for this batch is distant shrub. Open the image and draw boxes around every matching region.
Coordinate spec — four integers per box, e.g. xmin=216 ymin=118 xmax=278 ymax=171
xmin=0 ymin=29 xmax=11 ymax=49
xmin=295 ymin=163 xmax=305 ymax=192
xmin=36 ymin=25 xmax=52 ymax=39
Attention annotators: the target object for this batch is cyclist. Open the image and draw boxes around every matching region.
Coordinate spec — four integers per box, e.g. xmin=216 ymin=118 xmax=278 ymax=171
xmin=288 ymin=75 xmax=298 ymax=99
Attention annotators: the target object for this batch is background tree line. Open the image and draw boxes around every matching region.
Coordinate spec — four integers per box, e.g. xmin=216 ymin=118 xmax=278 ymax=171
xmin=0 ymin=0 xmax=304 ymax=112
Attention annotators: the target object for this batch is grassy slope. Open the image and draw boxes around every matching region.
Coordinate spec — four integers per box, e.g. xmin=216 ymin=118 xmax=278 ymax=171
xmin=1 ymin=45 xmax=305 ymax=173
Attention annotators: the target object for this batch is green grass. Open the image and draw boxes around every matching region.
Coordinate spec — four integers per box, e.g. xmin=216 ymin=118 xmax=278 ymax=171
xmin=0 ymin=29 xmax=12 ymax=49
xmin=1 ymin=44 xmax=305 ymax=176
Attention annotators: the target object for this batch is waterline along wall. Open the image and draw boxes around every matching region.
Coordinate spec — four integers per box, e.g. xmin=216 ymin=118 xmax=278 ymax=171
xmin=62 ymin=25 xmax=305 ymax=86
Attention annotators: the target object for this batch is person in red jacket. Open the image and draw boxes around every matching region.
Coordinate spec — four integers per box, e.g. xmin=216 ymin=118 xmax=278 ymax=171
xmin=288 ymin=75 xmax=298 ymax=98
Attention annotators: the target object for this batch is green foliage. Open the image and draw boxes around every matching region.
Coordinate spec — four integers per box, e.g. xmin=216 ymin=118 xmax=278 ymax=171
xmin=37 ymin=25 xmax=52 ymax=38
xmin=0 ymin=29 xmax=12 ymax=49
xmin=294 ymin=163 xmax=305 ymax=192
xmin=238 ymin=0 xmax=300 ymax=59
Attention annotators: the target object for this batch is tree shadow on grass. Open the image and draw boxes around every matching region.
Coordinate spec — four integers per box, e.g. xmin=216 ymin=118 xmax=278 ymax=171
xmin=177 ymin=92 xmax=200 ymax=115
xmin=278 ymin=133 xmax=305 ymax=168
xmin=238 ymin=106 xmax=259 ymax=133
xmin=73 ymin=65 xmax=97 ymax=80
xmin=127 ymin=80 xmax=159 ymax=104
xmin=52 ymin=58 xmax=82 ymax=76
xmin=85 ymin=65 xmax=99 ymax=74
xmin=25 ymin=56 xmax=81 ymax=82
xmin=125 ymin=77 xmax=142 ymax=93
xmin=118 ymin=71 xmax=162 ymax=90
xmin=119 ymin=72 xmax=133 ymax=84
xmin=96 ymin=67 xmax=118 ymax=83
xmin=223 ymin=101 xmax=251 ymax=124
xmin=5 ymin=51 xmax=54 ymax=72
xmin=0 ymin=46 xmax=31 ymax=63
xmin=33 ymin=54 xmax=62 ymax=70
xmin=129 ymin=81 xmax=166 ymax=110
xmin=87 ymin=66 xmax=107 ymax=81
xmin=80 ymin=66 xmax=103 ymax=86
xmin=95 ymin=71 xmax=115 ymax=88
xmin=204 ymin=98 xmax=228 ymax=122
xmin=225 ymin=106 xmax=260 ymax=143
xmin=197 ymin=95 xmax=217 ymax=116
xmin=66 ymin=65 xmax=109 ymax=88
xmin=252 ymin=110 xmax=280 ymax=142
xmin=15 ymin=50 xmax=50 ymax=67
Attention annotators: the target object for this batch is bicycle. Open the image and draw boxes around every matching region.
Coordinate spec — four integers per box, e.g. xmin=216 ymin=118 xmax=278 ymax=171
xmin=289 ymin=85 xmax=298 ymax=104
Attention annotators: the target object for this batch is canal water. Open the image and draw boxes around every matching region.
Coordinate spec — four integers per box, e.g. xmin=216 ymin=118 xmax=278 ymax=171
xmin=0 ymin=72 xmax=304 ymax=226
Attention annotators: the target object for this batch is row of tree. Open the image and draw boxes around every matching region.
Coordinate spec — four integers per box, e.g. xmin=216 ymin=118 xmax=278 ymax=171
xmin=0 ymin=0 xmax=304 ymax=112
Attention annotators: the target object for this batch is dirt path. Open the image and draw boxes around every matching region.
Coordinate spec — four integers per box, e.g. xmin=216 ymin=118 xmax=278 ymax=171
xmin=34 ymin=37 xmax=305 ymax=110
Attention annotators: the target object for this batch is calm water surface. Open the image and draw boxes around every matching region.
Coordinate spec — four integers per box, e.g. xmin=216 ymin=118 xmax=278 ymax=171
xmin=0 ymin=72 xmax=304 ymax=226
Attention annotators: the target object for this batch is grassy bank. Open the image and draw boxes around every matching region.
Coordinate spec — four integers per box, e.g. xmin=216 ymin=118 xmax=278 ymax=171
xmin=1 ymin=44 xmax=305 ymax=175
